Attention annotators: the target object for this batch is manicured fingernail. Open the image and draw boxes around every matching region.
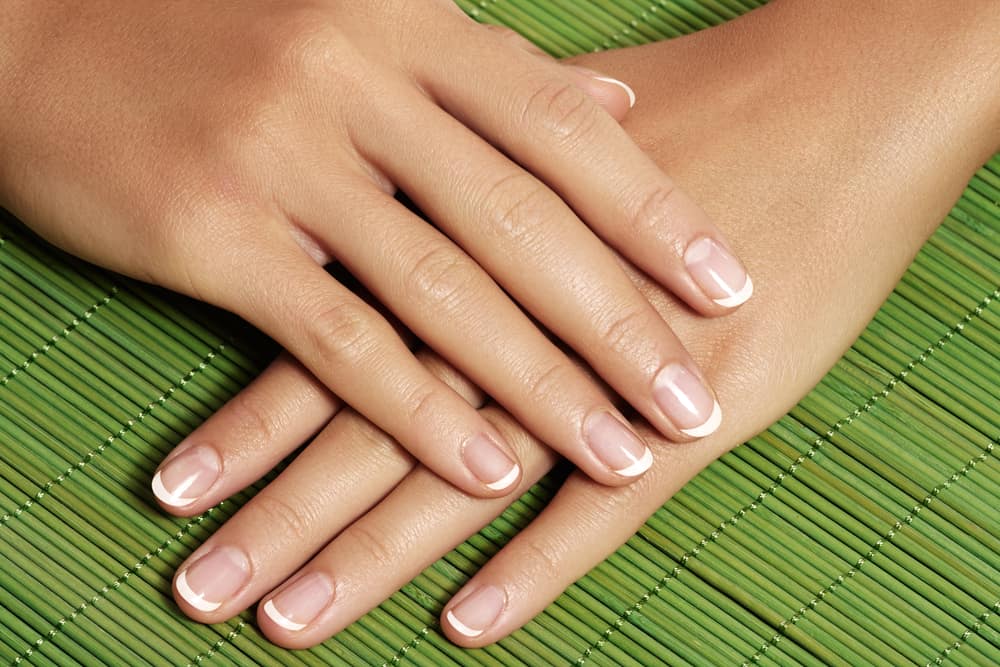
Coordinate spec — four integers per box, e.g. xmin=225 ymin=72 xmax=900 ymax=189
xmin=654 ymin=364 xmax=722 ymax=438
xmin=175 ymin=546 xmax=249 ymax=613
xmin=592 ymin=76 xmax=636 ymax=108
xmin=152 ymin=445 xmax=220 ymax=507
xmin=584 ymin=411 xmax=653 ymax=477
xmin=685 ymin=237 xmax=754 ymax=308
xmin=446 ymin=585 xmax=506 ymax=638
xmin=464 ymin=434 xmax=520 ymax=491
xmin=263 ymin=572 xmax=335 ymax=631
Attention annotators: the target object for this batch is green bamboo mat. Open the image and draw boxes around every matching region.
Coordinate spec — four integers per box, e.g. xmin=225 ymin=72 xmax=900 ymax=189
xmin=1 ymin=1 xmax=998 ymax=665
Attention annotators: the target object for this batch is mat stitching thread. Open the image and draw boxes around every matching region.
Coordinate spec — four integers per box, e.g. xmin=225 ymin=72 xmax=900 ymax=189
xmin=924 ymin=604 xmax=998 ymax=667
xmin=10 ymin=505 xmax=226 ymax=665
xmin=382 ymin=624 xmax=432 ymax=667
xmin=8 ymin=345 xmax=225 ymax=665
xmin=742 ymin=437 xmax=997 ymax=665
xmin=0 ymin=286 xmax=117 ymax=396
xmin=184 ymin=621 xmax=246 ymax=666
xmin=0 ymin=333 xmax=219 ymax=532
xmin=594 ymin=4 xmax=657 ymax=51
xmin=573 ymin=286 xmax=998 ymax=665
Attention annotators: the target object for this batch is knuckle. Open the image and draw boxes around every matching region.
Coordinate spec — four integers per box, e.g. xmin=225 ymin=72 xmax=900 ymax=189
xmin=305 ymin=300 xmax=376 ymax=368
xmin=344 ymin=522 xmax=400 ymax=570
xmin=517 ymin=537 xmax=566 ymax=582
xmin=250 ymin=492 xmax=313 ymax=544
xmin=521 ymin=79 xmax=602 ymax=146
xmin=256 ymin=9 xmax=367 ymax=101
xmin=400 ymin=381 xmax=443 ymax=428
xmin=596 ymin=307 xmax=649 ymax=355
xmin=407 ymin=243 xmax=479 ymax=310
xmin=268 ymin=13 xmax=339 ymax=79
xmin=225 ymin=388 xmax=283 ymax=448
xmin=523 ymin=362 xmax=574 ymax=408
xmin=479 ymin=172 xmax=553 ymax=249
xmin=625 ymin=182 xmax=680 ymax=237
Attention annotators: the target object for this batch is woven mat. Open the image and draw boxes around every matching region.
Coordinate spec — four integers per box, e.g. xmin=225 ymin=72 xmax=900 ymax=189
xmin=2 ymin=1 xmax=998 ymax=665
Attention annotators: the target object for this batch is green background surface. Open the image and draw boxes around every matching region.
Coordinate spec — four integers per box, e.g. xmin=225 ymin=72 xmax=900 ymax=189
xmin=1 ymin=1 xmax=998 ymax=665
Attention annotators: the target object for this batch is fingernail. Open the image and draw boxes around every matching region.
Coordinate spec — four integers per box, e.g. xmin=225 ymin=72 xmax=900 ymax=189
xmin=152 ymin=445 xmax=221 ymax=507
xmin=263 ymin=572 xmax=335 ymax=632
xmin=584 ymin=411 xmax=653 ymax=477
xmin=464 ymin=434 xmax=520 ymax=492
xmin=592 ymin=76 xmax=636 ymax=108
xmin=446 ymin=585 xmax=506 ymax=638
xmin=175 ymin=546 xmax=249 ymax=613
xmin=653 ymin=364 xmax=722 ymax=438
xmin=685 ymin=237 xmax=754 ymax=308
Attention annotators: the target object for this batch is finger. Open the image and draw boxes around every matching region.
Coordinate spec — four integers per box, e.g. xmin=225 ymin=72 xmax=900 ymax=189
xmin=225 ymin=236 xmax=521 ymax=497
xmin=441 ymin=427 xmax=705 ymax=646
xmin=476 ymin=23 xmax=635 ymax=121
xmin=419 ymin=27 xmax=754 ymax=315
xmin=360 ymin=94 xmax=723 ymax=445
xmin=170 ymin=351 xmax=483 ymax=623
xmin=296 ymin=182 xmax=652 ymax=485
xmin=151 ymin=353 xmax=339 ymax=516
xmin=255 ymin=404 xmax=558 ymax=649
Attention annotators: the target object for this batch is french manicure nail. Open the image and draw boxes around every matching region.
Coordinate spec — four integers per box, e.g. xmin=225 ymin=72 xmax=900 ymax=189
xmin=592 ymin=76 xmax=637 ymax=108
xmin=584 ymin=411 xmax=653 ymax=477
xmin=446 ymin=585 xmax=506 ymax=638
xmin=152 ymin=445 xmax=221 ymax=507
xmin=653 ymin=364 xmax=722 ymax=438
xmin=685 ymin=237 xmax=754 ymax=308
xmin=463 ymin=434 xmax=520 ymax=491
xmin=263 ymin=572 xmax=335 ymax=632
xmin=175 ymin=546 xmax=249 ymax=613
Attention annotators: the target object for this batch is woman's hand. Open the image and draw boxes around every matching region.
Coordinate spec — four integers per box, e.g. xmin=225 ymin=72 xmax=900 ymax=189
xmin=157 ymin=0 xmax=1000 ymax=648
xmin=0 ymin=0 xmax=751 ymax=498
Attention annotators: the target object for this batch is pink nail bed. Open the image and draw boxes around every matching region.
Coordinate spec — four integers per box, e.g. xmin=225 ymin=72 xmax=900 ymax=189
xmin=584 ymin=411 xmax=653 ymax=477
xmin=684 ymin=237 xmax=753 ymax=308
xmin=263 ymin=572 xmax=335 ymax=632
xmin=464 ymin=434 xmax=520 ymax=491
xmin=653 ymin=364 xmax=722 ymax=438
xmin=446 ymin=585 xmax=506 ymax=638
xmin=175 ymin=546 xmax=249 ymax=613
xmin=152 ymin=445 xmax=220 ymax=507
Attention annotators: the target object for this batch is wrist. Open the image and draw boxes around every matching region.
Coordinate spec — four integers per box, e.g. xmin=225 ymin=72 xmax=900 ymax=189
xmin=757 ymin=0 xmax=1000 ymax=158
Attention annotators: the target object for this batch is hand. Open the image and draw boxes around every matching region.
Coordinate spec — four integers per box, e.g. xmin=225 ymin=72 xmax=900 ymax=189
xmin=158 ymin=0 xmax=1000 ymax=648
xmin=0 ymin=0 xmax=752 ymax=498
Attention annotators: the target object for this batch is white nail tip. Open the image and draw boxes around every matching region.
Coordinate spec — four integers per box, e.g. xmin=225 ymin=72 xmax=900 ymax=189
xmin=176 ymin=570 xmax=221 ymax=612
xmin=713 ymin=275 xmax=754 ymax=308
xmin=484 ymin=464 xmax=521 ymax=491
xmin=446 ymin=610 xmax=485 ymax=638
xmin=263 ymin=600 xmax=307 ymax=631
xmin=614 ymin=447 xmax=654 ymax=477
xmin=152 ymin=471 xmax=196 ymax=508
xmin=680 ymin=400 xmax=723 ymax=438
xmin=593 ymin=76 xmax=636 ymax=108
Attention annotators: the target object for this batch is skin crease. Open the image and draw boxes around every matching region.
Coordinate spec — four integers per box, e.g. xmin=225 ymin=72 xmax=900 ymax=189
xmin=149 ymin=0 xmax=1000 ymax=650
xmin=0 ymin=0 xmax=752 ymax=500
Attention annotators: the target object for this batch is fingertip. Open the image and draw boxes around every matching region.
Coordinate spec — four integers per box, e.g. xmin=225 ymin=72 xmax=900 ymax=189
xmin=563 ymin=66 xmax=634 ymax=121
xmin=151 ymin=444 xmax=221 ymax=514
xmin=684 ymin=237 xmax=754 ymax=311
xmin=441 ymin=584 xmax=508 ymax=647
xmin=462 ymin=433 xmax=523 ymax=497
xmin=583 ymin=411 xmax=654 ymax=485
